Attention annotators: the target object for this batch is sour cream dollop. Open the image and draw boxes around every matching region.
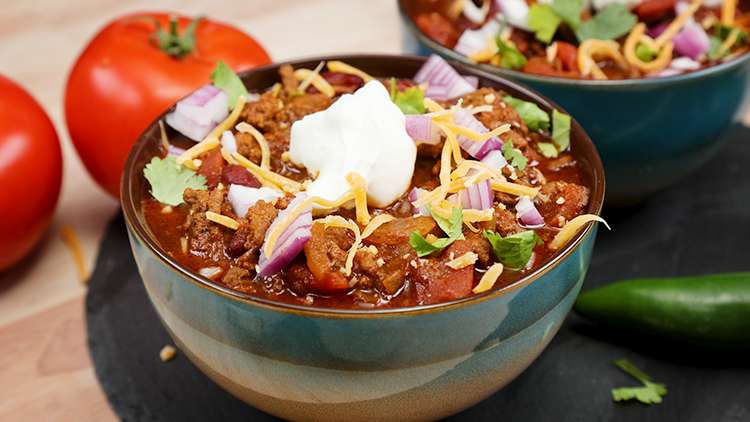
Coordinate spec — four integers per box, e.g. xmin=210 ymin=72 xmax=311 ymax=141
xmin=288 ymin=81 xmax=417 ymax=208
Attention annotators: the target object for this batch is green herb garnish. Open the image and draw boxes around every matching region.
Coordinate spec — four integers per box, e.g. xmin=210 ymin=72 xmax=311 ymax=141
xmin=210 ymin=60 xmax=250 ymax=110
xmin=495 ymin=18 xmax=528 ymax=69
xmin=536 ymin=142 xmax=559 ymax=158
xmin=409 ymin=205 xmax=465 ymax=257
xmin=708 ymin=36 xmax=725 ymax=59
xmin=550 ymin=0 xmax=582 ymax=31
xmin=551 ymin=109 xmax=571 ymax=153
xmin=390 ymin=78 xmax=427 ymax=115
xmin=143 ymin=156 xmax=207 ymax=206
xmin=502 ymin=140 xmax=529 ymax=172
xmin=483 ymin=230 xmax=543 ymax=269
xmin=501 ymin=94 xmax=550 ymax=132
xmin=575 ymin=3 xmax=637 ymax=42
xmin=611 ymin=359 xmax=667 ymax=404
xmin=528 ymin=4 xmax=562 ymax=44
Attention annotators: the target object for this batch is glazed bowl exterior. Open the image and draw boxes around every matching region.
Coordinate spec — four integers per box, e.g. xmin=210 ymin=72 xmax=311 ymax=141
xmin=121 ymin=55 xmax=605 ymax=422
xmin=398 ymin=0 xmax=750 ymax=205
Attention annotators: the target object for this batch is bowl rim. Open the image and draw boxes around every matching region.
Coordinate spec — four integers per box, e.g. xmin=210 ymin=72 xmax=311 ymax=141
xmin=121 ymin=53 xmax=605 ymax=319
xmin=397 ymin=0 xmax=750 ymax=88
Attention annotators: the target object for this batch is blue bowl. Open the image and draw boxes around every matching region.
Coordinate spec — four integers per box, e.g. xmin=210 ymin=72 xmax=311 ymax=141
xmin=398 ymin=0 xmax=750 ymax=205
xmin=121 ymin=55 xmax=605 ymax=422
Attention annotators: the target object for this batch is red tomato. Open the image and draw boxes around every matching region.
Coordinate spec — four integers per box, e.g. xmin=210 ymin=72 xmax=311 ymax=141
xmin=64 ymin=13 xmax=272 ymax=197
xmin=0 ymin=74 xmax=63 ymax=273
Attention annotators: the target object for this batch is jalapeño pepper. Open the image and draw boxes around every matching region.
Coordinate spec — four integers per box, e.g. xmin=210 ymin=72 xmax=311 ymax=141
xmin=573 ymin=272 xmax=750 ymax=348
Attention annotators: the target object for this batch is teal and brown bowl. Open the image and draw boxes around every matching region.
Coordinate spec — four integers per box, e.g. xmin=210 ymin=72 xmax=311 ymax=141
xmin=398 ymin=0 xmax=750 ymax=205
xmin=121 ymin=55 xmax=605 ymax=422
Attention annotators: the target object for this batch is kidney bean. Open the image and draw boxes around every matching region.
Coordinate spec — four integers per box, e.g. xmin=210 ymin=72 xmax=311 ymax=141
xmin=220 ymin=164 xmax=260 ymax=188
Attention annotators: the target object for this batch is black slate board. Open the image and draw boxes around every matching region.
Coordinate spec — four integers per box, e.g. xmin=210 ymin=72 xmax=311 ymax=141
xmin=86 ymin=125 xmax=750 ymax=422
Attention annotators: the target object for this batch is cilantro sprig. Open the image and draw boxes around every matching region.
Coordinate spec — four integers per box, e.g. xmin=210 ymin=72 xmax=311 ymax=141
xmin=501 ymin=94 xmax=550 ymax=132
xmin=143 ymin=156 xmax=207 ymax=206
xmin=501 ymin=94 xmax=571 ymax=159
xmin=483 ymin=230 xmax=543 ymax=269
xmin=528 ymin=4 xmax=562 ymax=44
xmin=611 ymin=359 xmax=667 ymax=404
xmin=390 ymin=78 xmax=427 ymax=115
xmin=495 ymin=18 xmax=528 ymax=69
xmin=575 ymin=3 xmax=637 ymax=42
xmin=210 ymin=60 xmax=249 ymax=110
xmin=409 ymin=205 xmax=465 ymax=257
xmin=502 ymin=141 xmax=528 ymax=172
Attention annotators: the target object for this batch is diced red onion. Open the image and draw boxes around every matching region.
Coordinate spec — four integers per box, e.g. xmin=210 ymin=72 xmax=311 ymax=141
xmin=516 ymin=195 xmax=544 ymax=227
xmin=494 ymin=0 xmax=530 ymax=30
xmin=405 ymin=114 xmax=442 ymax=145
xmin=220 ymin=130 xmax=238 ymax=154
xmin=228 ymin=184 xmax=284 ymax=219
xmin=424 ymin=84 xmax=450 ymax=101
xmin=481 ymin=149 xmax=508 ymax=169
xmin=645 ymin=22 xmax=669 ymax=38
xmin=165 ymin=85 xmax=229 ymax=141
xmin=257 ymin=193 xmax=312 ymax=277
xmin=453 ymin=107 xmax=504 ymax=159
xmin=166 ymin=144 xmax=186 ymax=158
xmin=672 ymin=24 xmax=711 ymax=60
xmin=455 ymin=19 xmax=501 ymax=57
xmin=462 ymin=0 xmax=490 ymax=23
xmin=670 ymin=56 xmax=702 ymax=70
xmin=409 ymin=187 xmax=431 ymax=216
xmin=461 ymin=179 xmax=493 ymax=210
xmin=463 ymin=76 xmax=479 ymax=89
xmin=447 ymin=193 xmax=460 ymax=205
xmin=414 ymin=55 xmax=476 ymax=100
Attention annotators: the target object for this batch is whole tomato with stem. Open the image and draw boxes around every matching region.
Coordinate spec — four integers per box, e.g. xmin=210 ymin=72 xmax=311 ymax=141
xmin=0 ymin=74 xmax=63 ymax=273
xmin=64 ymin=13 xmax=272 ymax=197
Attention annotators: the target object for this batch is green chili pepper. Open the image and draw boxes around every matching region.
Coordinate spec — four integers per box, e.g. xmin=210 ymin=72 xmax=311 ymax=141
xmin=573 ymin=272 xmax=750 ymax=348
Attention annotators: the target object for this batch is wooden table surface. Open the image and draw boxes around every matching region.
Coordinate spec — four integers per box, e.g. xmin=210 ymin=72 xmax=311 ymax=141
xmin=0 ymin=1 xmax=400 ymax=420
xmin=2 ymin=1 xmax=750 ymax=421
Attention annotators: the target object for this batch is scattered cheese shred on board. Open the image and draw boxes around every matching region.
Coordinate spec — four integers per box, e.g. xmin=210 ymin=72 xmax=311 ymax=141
xmin=549 ymin=214 xmax=610 ymax=251
xmin=326 ymin=61 xmax=375 ymax=83
xmin=446 ymin=251 xmax=478 ymax=269
xmin=473 ymin=262 xmax=504 ymax=293
xmin=159 ymin=345 xmax=177 ymax=362
xmin=60 ymin=224 xmax=89 ymax=283
xmin=235 ymin=122 xmax=271 ymax=171
xmin=206 ymin=211 xmax=239 ymax=230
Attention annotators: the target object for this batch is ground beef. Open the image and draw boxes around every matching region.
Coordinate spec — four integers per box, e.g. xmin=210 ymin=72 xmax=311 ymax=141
xmin=182 ymin=188 xmax=229 ymax=264
xmin=460 ymin=87 xmax=529 ymax=136
xmin=536 ymin=181 xmax=590 ymax=227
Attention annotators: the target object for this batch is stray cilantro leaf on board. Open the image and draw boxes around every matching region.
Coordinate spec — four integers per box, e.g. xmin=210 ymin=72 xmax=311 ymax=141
xmin=144 ymin=156 xmax=207 ymax=206
xmin=409 ymin=205 xmax=465 ymax=257
xmin=502 ymin=141 xmax=528 ymax=172
xmin=551 ymin=109 xmax=571 ymax=153
xmin=528 ymin=4 xmax=561 ymax=44
xmin=575 ymin=3 xmax=637 ymax=42
xmin=495 ymin=18 xmax=528 ymax=69
xmin=483 ymin=230 xmax=543 ymax=268
xmin=501 ymin=94 xmax=550 ymax=131
xmin=210 ymin=60 xmax=249 ymax=110
xmin=611 ymin=359 xmax=667 ymax=404
xmin=390 ymin=78 xmax=427 ymax=115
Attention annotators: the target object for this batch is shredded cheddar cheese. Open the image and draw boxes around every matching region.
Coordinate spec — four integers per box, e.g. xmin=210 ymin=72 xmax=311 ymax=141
xmin=159 ymin=120 xmax=170 ymax=150
xmin=361 ymin=214 xmax=396 ymax=239
xmin=220 ymin=147 xmax=238 ymax=165
xmin=624 ymin=24 xmax=675 ymax=73
xmin=294 ymin=66 xmax=335 ymax=98
xmin=446 ymin=252 xmax=478 ymax=269
xmin=722 ymin=0 xmax=736 ymax=26
xmin=578 ymin=39 xmax=628 ymax=80
xmin=473 ymin=263 xmax=504 ymax=293
xmin=549 ymin=214 xmax=610 ymax=250
xmin=61 ymin=224 xmax=89 ymax=283
xmin=235 ymin=122 xmax=271 ymax=171
xmin=318 ymin=216 xmax=362 ymax=276
xmin=203 ymin=95 xmax=248 ymax=142
xmin=546 ymin=41 xmax=559 ymax=64
xmin=231 ymin=152 xmax=302 ymax=193
xmin=297 ymin=61 xmax=325 ymax=94
xmin=175 ymin=137 xmax=220 ymax=167
xmin=326 ymin=61 xmax=375 ymax=83
xmin=717 ymin=27 xmax=742 ymax=57
xmin=206 ymin=211 xmax=240 ymax=230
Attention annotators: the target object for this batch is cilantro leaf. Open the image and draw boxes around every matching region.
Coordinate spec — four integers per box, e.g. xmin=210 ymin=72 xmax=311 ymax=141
xmin=611 ymin=359 xmax=667 ymax=404
xmin=143 ymin=156 xmax=207 ymax=206
xmin=575 ymin=3 xmax=637 ymax=42
xmin=409 ymin=205 xmax=465 ymax=257
xmin=528 ymin=4 xmax=561 ymax=44
xmin=501 ymin=94 xmax=551 ymax=132
xmin=708 ymin=35 xmax=725 ymax=59
xmin=502 ymin=141 xmax=529 ymax=172
xmin=551 ymin=109 xmax=571 ymax=153
xmin=210 ymin=60 xmax=249 ymax=110
xmin=550 ymin=0 xmax=582 ymax=31
xmin=483 ymin=230 xmax=543 ymax=268
xmin=635 ymin=44 xmax=659 ymax=62
xmin=495 ymin=18 xmax=528 ymax=69
xmin=715 ymin=23 xmax=749 ymax=43
xmin=390 ymin=78 xmax=427 ymax=115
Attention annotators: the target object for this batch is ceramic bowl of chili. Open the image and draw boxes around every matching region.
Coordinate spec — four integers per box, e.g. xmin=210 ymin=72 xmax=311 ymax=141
xmin=121 ymin=55 xmax=605 ymax=422
xmin=398 ymin=0 xmax=750 ymax=205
